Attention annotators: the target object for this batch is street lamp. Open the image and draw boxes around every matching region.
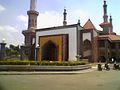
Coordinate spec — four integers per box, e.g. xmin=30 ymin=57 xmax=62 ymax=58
xmin=76 ymin=54 xmax=81 ymax=61
xmin=2 ymin=38 xmax=5 ymax=43
xmin=0 ymin=38 xmax=6 ymax=60
xmin=35 ymin=44 xmax=40 ymax=65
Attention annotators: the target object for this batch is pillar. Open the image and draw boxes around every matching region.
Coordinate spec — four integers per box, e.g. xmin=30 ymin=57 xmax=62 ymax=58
xmin=20 ymin=46 xmax=24 ymax=60
xmin=35 ymin=46 xmax=40 ymax=65
xmin=115 ymin=43 xmax=119 ymax=62
xmin=0 ymin=43 xmax=6 ymax=60
xmin=105 ymin=40 xmax=109 ymax=63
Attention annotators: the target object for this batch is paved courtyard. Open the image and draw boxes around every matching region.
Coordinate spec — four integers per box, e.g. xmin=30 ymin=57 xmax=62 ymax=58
xmin=0 ymin=70 xmax=120 ymax=90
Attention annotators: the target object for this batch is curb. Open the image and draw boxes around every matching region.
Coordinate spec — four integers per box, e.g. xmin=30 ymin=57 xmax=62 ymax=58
xmin=0 ymin=64 xmax=91 ymax=71
xmin=0 ymin=69 xmax=94 ymax=75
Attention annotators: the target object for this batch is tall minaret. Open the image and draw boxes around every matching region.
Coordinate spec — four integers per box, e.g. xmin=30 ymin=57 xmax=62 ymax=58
xmin=27 ymin=0 xmax=39 ymax=30
xmin=22 ymin=0 xmax=39 ymax=60
xmin=63 ymin=8 xmax=67 ymax=26
xmin=23 ymin=0 xmax=39 ymax=46
xmin=99 ymin=0 xmax=112 ymax=33
xmin=109 ymin=15 xmax=113 ymax=32
xmin=109 ymin=15 xmax=112 ymax=25
xmin=30 ymin=0 xmax=37 ymax=10
xmin=103 ymin=0 xmax=108 ymax=22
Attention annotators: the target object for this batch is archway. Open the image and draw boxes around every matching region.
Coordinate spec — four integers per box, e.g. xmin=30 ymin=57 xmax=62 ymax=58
xmin=42 ymin=40 xmax=58 ymax=61
xmin=83 ymin=39 xmax=91 ymax=51
xmin=83 ymin=39 xmax=92 ymax=62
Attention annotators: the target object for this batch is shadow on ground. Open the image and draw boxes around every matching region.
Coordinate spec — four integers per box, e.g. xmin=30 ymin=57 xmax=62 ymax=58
xmin=0 ymin=84 xmax=6 ymax=90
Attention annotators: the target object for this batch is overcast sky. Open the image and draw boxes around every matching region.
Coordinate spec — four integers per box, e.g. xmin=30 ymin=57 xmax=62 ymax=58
xmin=0 ymin=0 xmax=120 ymax=46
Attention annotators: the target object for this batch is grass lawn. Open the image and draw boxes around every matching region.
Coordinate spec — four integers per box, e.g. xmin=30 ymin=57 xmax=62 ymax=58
xmin=0 ymin=70 xmax=120 ymax=90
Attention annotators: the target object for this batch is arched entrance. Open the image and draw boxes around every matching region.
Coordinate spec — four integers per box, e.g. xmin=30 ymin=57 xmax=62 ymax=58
xmin=42 ymin=40 xmax=58 ymax=61
xmin=83 ymin=39 xmax=91 ymax=51
xmin=83 ymin=39 xmax=92 ymax=62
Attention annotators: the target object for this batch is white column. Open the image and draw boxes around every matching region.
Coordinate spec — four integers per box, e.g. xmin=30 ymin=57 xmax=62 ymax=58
xmin=30 ymin=0 xmax=37 ymax=10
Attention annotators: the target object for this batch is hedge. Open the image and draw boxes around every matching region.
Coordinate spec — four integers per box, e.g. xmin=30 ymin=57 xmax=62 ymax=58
xmin=0 ymin=60 xmax=36 ymax=65
xmin=39 ymin=61 xmax=86 ymax=66
xmin=0 ymin=60 xmax=87 ymax=66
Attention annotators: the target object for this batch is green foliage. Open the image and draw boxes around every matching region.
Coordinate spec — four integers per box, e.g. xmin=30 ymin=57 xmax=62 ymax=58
xmin=0 ymin=60 xmax=87 ymax=66
xmin=6 ymin=44 xmax=20 ymax=59
xmin=0 ymin=60 xmax=36 ymax=65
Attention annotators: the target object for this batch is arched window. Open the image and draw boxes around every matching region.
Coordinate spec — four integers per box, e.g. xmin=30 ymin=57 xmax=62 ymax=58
xmin=83 ymin=39 xmax=91 ymax=51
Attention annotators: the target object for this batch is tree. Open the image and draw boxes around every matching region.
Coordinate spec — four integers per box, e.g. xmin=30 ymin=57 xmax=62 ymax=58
xmin=6 ymin=44 xmax=20 ymax=59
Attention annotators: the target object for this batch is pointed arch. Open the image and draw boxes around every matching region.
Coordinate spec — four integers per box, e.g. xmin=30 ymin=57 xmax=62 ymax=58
xmin=41 ymin=40 xmax=58 ymax=61
xmin=83 ymin=39 xmax=92 ymax=51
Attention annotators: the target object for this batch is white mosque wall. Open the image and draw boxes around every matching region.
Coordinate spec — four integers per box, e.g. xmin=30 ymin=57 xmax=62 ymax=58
xmin=77 ymin=25 xmax=83 ymax=31
xmin=83 ymin=32 xmax=91 ymax=41
xmin=36 ymin=27 xmax=77 ymax=61
xmin=93 ymin=29 xmax=98 ymax=37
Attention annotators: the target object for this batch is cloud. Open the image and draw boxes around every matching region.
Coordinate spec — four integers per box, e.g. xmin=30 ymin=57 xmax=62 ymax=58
xmin=38 ymin=11 xmax=63 ymax=28
xmin=0 ymin=25 xmax=21 ymax=45
xmin=0 ymin=25 xmax=18 ymax=32
xmin=17 ymin=11 xmax=63 ymax=29
xmin=0 ymin=5 xmax=6 ymax=13
xmin=69 ymin=9 xmax=89 ymax=25
xmin=73 ymin=9 xmax=88 ymax=18
xmin=17 ymin=15 xmax=28 ymax=27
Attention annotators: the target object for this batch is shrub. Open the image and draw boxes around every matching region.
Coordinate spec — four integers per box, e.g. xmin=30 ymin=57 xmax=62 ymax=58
xmin=38 ymin=61 xmax=86 ymax=66
xmin=0 ymin=60 xmax=87 ymax=66
xmin=0 ymin=60 xmax=37 ymax=65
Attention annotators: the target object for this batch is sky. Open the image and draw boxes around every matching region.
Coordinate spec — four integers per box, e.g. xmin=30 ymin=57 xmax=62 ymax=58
xmin=0 ymin=0 xmax=120 ymax=46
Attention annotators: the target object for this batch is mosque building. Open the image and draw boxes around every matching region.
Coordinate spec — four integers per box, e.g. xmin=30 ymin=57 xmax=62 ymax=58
xmin=21 ymin=0 xmax=120 ymax=63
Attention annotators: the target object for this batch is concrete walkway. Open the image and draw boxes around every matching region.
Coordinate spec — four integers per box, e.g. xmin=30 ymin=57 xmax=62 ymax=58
xmin=1 ymin=63 xmax=116 ymax=75
xmin=0 ymin=68 xmax=120 ymax=90
xmin=0 ymin=68 xmax=95 ymax=75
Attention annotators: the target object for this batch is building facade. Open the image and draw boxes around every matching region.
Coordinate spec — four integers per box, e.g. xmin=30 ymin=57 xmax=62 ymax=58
xmin=22 ymin=0 xmax=120 ymax=62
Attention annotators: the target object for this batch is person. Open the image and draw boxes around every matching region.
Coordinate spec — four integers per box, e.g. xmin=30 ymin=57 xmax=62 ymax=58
xmin=104 ymin=63 xmax=110 ymax=70
xmin=98 ymin=63 xmax=102 ymax=71
xmin=113 ymin=61 xmax=120 ymax=70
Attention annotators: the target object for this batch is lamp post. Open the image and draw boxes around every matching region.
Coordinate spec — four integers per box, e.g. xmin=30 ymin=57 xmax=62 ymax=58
xmin=20 ymin=42 xmax=25 ymax=60
xmin=76 ymin=54 xmax=81 ymax=61
xmin=0 ymin=39 xmax=6 ymax=60
xmin=35 ymin=44 xmax=40 ymax=65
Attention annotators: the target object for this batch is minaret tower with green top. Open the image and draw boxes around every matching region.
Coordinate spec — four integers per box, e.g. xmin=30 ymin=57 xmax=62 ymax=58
xmin=99 ymin=0 xmax=113 ymax=34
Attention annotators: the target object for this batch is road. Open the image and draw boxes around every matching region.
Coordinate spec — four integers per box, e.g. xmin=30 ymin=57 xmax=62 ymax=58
xmin=0 ymin=69 xmax=120 ymax=90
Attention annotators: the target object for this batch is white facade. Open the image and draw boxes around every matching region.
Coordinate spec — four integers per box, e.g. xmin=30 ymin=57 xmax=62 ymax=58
xmin=36 ymin=26 xmax=78 ymax=61
xmin=30 ymin=0 xmax=37 ymax=10
xmin=93 ymin=29 xmax=98 ymax=37
xmin=83 ymin=32 xmax=91 ymax=41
